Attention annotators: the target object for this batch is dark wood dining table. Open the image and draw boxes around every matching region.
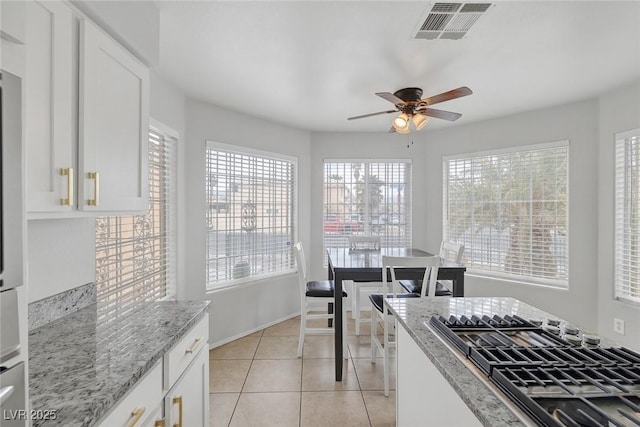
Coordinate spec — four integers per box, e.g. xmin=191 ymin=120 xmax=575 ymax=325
xmin=326 ymin=247 xmax=467 ymax=381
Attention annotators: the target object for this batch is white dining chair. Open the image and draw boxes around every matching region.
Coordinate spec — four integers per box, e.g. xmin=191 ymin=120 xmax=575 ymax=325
xmin=293 ymin=241 xmax=348 ymax=358
xmin=400 ymin=241 xmax=464 ymax=296
xmin=370 ymin=255 xmax=439 ymax=397
xmin=348 ymin=235 xmax=381 ymax=251
xmin=346 ymin=235 xmax=382 ymax=335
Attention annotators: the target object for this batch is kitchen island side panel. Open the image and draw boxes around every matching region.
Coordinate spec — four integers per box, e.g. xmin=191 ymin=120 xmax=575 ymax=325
xmin=397 ymin=325 xmax=482 ymax=427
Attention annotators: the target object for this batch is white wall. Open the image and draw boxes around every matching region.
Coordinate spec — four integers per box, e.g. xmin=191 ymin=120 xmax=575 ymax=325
xmin=597 ymin=79 xmax=640 ymax=350
xmin=309 ymin=100 xmax=601 ymax=333
xmin=70 ymin=0 xmax=159 ymax=66
xmin=19 ymin=0 xmax=638 ymax=347
xmin=27 ymin=218 xmax=95 ymax=302
xmin=185 ymin=98 xmax=312 ymax=346
xmin=421 ymin=99 xmax=600 ymax=332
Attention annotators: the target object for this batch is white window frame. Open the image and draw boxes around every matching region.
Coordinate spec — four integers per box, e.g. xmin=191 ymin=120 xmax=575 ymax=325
xmin=205 ymin=141 xmax=298 ymax=291
xmin=443 ymin=140 xmax=569 ymax=288
xmin=95 ymin=121 xmax=178 ymax=314
xmin=322 ymin=159 xmax=412 ymax=259
xmin=615 ymin=128 xmax=640 ymax=305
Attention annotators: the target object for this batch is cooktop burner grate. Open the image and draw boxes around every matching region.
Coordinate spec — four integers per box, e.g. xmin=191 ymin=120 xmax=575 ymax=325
xmin=428 ymin=314 xmax=640 ymax=427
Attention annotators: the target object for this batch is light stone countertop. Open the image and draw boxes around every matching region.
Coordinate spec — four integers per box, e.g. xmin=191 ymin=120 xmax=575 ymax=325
xmin=28 ymin=300 xmax=209 ymax=427
xmin=384 ymin=296 xmax=602 ymax=427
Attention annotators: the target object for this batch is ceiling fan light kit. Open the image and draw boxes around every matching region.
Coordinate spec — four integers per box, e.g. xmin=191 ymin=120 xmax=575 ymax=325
xmin=348 ymin=86 xmax=473 ymax=134
xmin=393 ymin=113 xmax=409 ymax=130
xmin=396 ymin=124 xmax=410 ymax=134
xmin=412 ymin=113 xmax=429 ymax=130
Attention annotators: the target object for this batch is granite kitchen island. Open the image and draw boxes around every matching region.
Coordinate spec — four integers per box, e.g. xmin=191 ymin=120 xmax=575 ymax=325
xmin=384 ymin=296 xmax=630 ymax=427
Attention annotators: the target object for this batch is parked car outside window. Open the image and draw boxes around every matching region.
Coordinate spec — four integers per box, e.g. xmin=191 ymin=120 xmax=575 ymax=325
xmin=323 ymin=215 xmax=361 ymax=234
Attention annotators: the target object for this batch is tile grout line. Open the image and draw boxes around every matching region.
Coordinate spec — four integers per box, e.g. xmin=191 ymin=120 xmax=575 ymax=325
xmin=348 ymin=343 xmax=375 ymax=427
xmin=226 ymin=331 xmax=263 ymax=427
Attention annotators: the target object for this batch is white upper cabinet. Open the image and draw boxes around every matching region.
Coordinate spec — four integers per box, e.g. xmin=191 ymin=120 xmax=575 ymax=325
xmin=25 ymin=0 xmax=75 ymax=213
xmin=24 ymin=2 xmax=149 ymax=216
xmin=78 ymin=19 xmax=149 ymax=213
xmin=1 ymin=1 xmax=26 ymax=44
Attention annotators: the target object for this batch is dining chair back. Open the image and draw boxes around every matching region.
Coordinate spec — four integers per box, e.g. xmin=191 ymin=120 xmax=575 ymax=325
xmin=349 ymin=235 xmax=381 ymax=250
xmin=383 ymin=255 xmax=440 ymax=298
xmin=370 ymin=255 xmax=440 ymax=397
xmin=347 ymin=235 xmax=382 ymax=335
xmin=399 ymin=241 xmax=463 ymax=296
xmin=440 ymin=241 xmax=465 ymax=263
xmin=293 ymin=241 xmax=347 ymax=358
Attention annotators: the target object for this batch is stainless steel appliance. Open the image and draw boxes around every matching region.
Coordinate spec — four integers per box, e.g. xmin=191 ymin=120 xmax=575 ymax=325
xmin=429 ymin=314 xmax=640 ymax=427
xmin=0 ymin=362 xmax=25 ymax=427
xmin=0 ymin=69 xmax=26 ymax=427
xmin=0 ymin=69 xmax=24 ymax=291
xmin=0 ymin=289 xmax=20 ymax=362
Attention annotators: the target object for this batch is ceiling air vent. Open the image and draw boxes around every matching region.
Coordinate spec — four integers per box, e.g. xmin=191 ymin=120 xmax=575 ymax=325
xmin=415 ymin=2 xmax=492 ymax=40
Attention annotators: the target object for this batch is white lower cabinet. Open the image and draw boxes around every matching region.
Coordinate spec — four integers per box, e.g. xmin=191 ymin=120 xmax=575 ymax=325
xmin=96 ymin=361 xmax=163 ymax=427
xmin=97 ymin=315 xmax=209 ymax=427
xmin=165 ymin=345 xmax=210 ymax=427
xmin=141 ymin=403 xmax=164 ymax=427
xmin=396 ymin=325 xmax=481 ymax=427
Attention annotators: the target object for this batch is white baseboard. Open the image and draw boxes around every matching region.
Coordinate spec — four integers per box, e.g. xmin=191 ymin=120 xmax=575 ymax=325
xmin=209 ymin=311 xmax=301 ymax=349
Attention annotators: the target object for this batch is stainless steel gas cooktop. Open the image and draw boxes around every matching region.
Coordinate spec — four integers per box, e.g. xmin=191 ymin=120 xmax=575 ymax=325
xmin=428 ymin=314 xmax=640 ymax=427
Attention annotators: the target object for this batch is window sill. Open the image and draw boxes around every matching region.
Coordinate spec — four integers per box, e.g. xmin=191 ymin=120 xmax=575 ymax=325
xmin=206 ymin=270 xmax=297 ymax=294
xmin=466 ymin=271 xmax=569 ymax=291
xmin=614 ymin=296 xmax=640 ymax=308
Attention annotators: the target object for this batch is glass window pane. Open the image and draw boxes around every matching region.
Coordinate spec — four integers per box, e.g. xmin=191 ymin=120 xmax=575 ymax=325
xmin=615 ymin=131 xmax=640 ymax=304
xmin=95 ymin=130 xmax=177 ymax=313
xmin=443 ymin=143 xmax=568 ymax=287
xmin=323 ymin=161 xmax=412 ymax=257
xmin=206 ymin=145 xmax=296 ymax=288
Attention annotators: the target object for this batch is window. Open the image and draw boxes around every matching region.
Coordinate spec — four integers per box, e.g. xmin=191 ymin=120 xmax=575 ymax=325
xmin=95 ymin=127 xmax=177 ymax=311
xmin=615 ymin=129 xmax=640 ymax=304
xmin=206 ymin=142 xmax=297 ymax=288
xmin=443 ymin=142 xmax=568 ymax=287
xmin=323 ymin=160 xmax=412 ymax=253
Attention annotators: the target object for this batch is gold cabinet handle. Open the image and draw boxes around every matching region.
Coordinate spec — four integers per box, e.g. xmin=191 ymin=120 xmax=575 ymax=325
xmin=172 ymin=396 xmax=183 ymax=427
xmin=87 ymin=171 xmax=100 ymax=206
xmin=127 ymin=407 xmax=145 ymax=427
xmin=185 ymin=337 xmax=203 ymax=355
xmin=154 ymin=419 xmax=166 ymax=427
xmin=60 ymin=168 xmax=74 ymax=206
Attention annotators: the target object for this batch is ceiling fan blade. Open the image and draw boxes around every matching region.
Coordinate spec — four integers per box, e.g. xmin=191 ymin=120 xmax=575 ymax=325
xmin=418 ymin=107 xmax=462 ymax=121
xmin=376 ymin=92 xmax=407 ymax=106
xmin=420 ymin=86 xmax=472 ymax=106
xmin=347 ymin=110 xmax=397 ymax=120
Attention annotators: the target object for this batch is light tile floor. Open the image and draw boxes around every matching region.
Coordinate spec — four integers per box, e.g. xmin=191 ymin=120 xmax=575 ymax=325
xmin=209 ymin=312 xmax=396 ymax=427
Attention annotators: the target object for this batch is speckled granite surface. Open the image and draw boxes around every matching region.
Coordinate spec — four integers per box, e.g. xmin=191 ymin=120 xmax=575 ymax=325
xmin=384 ymin=297 xmax=603 ymax=427
xmin=28 ymin=283 xmax=96 ymax=330
xmin=29 ymin=300 xmax=210 ymax=427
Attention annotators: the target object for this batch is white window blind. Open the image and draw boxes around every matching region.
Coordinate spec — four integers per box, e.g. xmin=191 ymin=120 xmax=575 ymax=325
xmin=615 ymin=129 xmax=640 ymax=304
xmin=95 ymin=128 xmax=177 ymax=312
xmin=323 ymin=160 xmax=412 ymax=255
xmin=206 ymin=142 xmax=297 ymax=288
xmin=444 ymin=142 xmax=568 ymax=287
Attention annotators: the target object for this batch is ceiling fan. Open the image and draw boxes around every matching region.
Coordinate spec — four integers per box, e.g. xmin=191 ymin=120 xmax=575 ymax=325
xmin=348 ymin=86 xmax=472 ymax=133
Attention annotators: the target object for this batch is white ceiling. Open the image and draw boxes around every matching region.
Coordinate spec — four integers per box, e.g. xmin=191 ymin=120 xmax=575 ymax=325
xmin=157 ymin=1 xmax=640 ymax=132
